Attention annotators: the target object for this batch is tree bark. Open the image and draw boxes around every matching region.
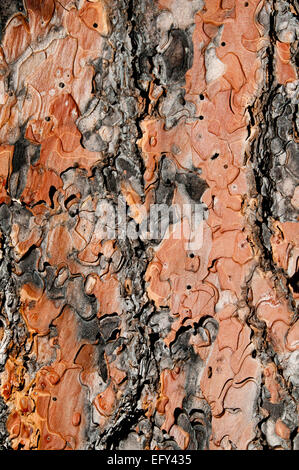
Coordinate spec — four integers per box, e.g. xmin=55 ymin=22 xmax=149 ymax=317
xmin=0 ymin=0 xmax=298 ymax=450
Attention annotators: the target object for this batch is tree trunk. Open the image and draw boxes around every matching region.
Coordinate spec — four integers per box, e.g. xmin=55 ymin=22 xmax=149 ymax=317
xmin=0 ymin=0 xmax=298 ymax=450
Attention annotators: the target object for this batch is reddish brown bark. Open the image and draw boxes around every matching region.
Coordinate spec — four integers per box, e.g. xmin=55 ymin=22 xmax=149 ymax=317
xmin=0 ymin=0 xmax=298 ymax=450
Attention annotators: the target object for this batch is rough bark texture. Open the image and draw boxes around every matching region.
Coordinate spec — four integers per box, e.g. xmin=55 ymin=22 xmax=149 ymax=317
xmin=0 ymin=0 xmax=298 ymax=450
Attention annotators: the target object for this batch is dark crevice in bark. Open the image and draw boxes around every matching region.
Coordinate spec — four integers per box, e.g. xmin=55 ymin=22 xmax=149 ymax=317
xmin=246 ymin=0 xmax=299 ymax=450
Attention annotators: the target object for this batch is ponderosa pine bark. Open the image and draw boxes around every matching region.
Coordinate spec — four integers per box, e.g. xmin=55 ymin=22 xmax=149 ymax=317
xmin=0 ymin=0 xmax=298 ymax=450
